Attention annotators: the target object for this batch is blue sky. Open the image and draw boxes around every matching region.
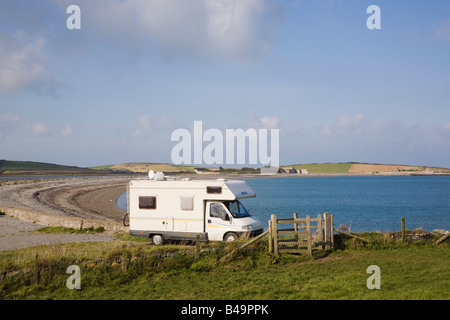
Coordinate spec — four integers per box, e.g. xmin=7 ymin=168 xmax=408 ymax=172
xmin=1 ymin=0 xmax=450 ymax=168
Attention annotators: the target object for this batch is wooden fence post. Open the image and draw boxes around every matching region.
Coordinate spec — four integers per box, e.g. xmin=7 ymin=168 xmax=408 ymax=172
xmin=293 ymin=212 xmax=298 ymax=232
xmin=268 ymin=220 xmax=273 ymax=254
xmin=401 ymin=217 xmax=406 ymax=242
xmin=294 ymin=212 xmax=303 ymax=248
xmin=324 ymin=212 xmax=330 ymax=250
xmin=306 ymin=215 xmax=312 ymax=256
xmin=195 ymin=234 xmax=200 ymax=260
xmin=271 ymin=214 xmax=278 ymax=256
xmin=330 ymin=214 xmax=334 ymax=249
xmin=317 ymin=213 xmax=323 ymax=250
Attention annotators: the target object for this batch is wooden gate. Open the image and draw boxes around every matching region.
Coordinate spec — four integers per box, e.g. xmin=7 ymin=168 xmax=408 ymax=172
xmin=268 ymin=213 xmax=334 ymax=255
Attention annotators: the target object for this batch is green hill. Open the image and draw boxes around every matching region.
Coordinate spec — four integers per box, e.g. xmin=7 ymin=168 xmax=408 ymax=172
xmin=0 ymin=160 xmax=101 ymax=176
xmin=283 ymin=162 xmax=450 ymax=174
xmin=89 ymin=163 xmax=264 ymax=174
xmin=283 ymin=162 xmax=352 ymax=174
xmin=2 ymin=160 xmax=449 ymax=177
xmin=90 ymin=162 xmax=199 ymax=173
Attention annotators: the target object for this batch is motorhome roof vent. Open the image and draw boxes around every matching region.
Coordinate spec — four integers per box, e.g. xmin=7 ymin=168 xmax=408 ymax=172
xmin=154 ymin=172 xmax=165 ymax=181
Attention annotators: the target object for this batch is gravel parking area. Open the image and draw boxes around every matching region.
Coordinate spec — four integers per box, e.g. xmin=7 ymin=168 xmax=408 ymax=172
xmin=0 ymin=215 xmax=114 ymax=251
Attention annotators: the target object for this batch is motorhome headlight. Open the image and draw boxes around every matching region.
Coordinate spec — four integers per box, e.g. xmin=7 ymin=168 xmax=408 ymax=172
xmin=242 ymin=224 xmax=253 ymax=230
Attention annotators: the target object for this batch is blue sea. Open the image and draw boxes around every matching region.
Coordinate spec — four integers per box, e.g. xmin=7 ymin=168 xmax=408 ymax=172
xmin=117 ymin=176 xmax=450 ymax=233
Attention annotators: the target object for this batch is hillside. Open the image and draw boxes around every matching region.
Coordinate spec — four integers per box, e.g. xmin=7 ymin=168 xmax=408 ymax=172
xmin=283 ymin=162 xmax=450 ymax=174
xmin=2 ymin=160 xmax=450 ymax=176
xmin=90 ymin=163 xmax=261 ymax=175
xmin=90 ymin=162 xmax=198 ymax=173
xmin=0 ymin=160 xmax=103 ymax=176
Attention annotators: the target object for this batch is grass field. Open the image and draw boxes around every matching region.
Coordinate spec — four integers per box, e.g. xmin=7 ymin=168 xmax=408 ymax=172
xmin=1 ymin=231 xmax=448 ymax=300
xmin=90 ymin=163 xmax=207 ymax=173
xmin=3 ymin=159 xmax=450 ymax=176
xmin=109 ymin=163 xmax=198 ymax=173
xmin=0 ymin=160 xmax=99 ymax=176
xmin=284 ymin=162 xmax=450 ymax=174
xmin=286 ymin=163 xmax=352 ymax=174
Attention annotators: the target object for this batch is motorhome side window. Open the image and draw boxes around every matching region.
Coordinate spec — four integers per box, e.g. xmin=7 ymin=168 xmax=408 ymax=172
xmin=207 ymin=186 xmax=222 ymax=194
xmin=180 ymin=196 xmax=194 ymax=211
xmin=139 ymin=196 xmax=156 ymax=209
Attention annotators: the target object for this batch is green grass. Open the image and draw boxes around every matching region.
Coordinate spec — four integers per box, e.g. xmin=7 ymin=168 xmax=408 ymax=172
xmin=286 ymin=163 xmax=352 ymax=174
xmin=88 ymin=164 xmax=114 ymax=170
xmin=0 ymin=234 xmax=448 ymax=300
xmin=89 ymin=162 xmax=201 ymax=173
xmin=0 ymin=160 xmax=99 ymax=176
xmin=35 ymin=226 xmax=106 ymax=234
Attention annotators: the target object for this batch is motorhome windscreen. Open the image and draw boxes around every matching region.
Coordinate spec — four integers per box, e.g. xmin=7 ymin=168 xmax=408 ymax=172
xmin=224 ymin=200 xmax=251 ymax=218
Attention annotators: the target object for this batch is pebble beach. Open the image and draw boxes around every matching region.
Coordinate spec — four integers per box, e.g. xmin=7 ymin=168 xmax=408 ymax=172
xmin=0 ymin=176 xmax=132 ymax=251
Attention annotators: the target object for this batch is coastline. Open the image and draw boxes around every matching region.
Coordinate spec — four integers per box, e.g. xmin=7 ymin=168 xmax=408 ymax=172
xmin=1 ymin=172 xmax=449 ymax=227
xmin=1 ymin=173 xmax=449 ymax=250
xmin=163 ymin=171 xmax=450 ymax=180
xmin=0 ymin=176 xmax=130 ymax=233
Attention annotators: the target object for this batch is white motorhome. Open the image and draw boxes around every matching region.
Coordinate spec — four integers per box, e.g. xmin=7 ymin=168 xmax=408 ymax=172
xmin=127 ymin=173 xmax=263 ymax=244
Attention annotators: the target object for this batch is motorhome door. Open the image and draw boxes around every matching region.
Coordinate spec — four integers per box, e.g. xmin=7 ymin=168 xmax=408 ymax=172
xmin=165 ymin=216 xmax=174 ymax=231
xmin=206 ymin=202 xmax=231 ymax=241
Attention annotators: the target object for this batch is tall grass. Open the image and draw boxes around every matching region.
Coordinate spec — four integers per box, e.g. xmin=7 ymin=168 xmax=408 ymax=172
xmin=0 ymin=235 xmax=449 ymax=300
xmin=289 ymin=163 xmax=351 ymax=174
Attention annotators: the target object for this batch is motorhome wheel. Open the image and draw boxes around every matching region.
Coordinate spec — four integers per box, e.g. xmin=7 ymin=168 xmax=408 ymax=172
xmin=224 ymin=232 xmax=239 ymax=242
xmin=152 ymin=234 xmax=164 ymax=245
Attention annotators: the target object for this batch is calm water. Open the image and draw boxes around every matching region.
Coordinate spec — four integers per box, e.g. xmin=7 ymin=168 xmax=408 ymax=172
xmin=117 ymin=176 xmax=450 ymax=232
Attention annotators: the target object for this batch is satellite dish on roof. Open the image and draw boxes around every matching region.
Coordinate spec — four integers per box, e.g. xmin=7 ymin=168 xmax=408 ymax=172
xmin=148 ymin=170 xmax=155 ymax=179
xmin=154 ymin=171 xmax=165 ymax=181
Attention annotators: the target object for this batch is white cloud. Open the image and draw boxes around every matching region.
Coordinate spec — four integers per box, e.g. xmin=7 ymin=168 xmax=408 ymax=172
xmin=435 ymin=20 xmax=450 ymax=44
xmin=320 ymin=125 xmax=332 ymax=137
xmin=131 ymin=129 xmax=142 ymax=139
xmin=243 ymin=113 xmax=280 ymax=130
xmin=137 ymin=114 xmax=172 ymax=132
xmin=60 ymin=125 xmax=75 ymax=137
xmin=441 ymin=122 xmax=450 ymax=133
xmin=31 ymin=122 xmax=49 ymax=136
xmin=74 ymin=0 xmax=283 ymax=62
xmin=0 ymin=31 xmax=48 ymax=94
xmin=131 ymin=114 xmax=174 ymax=139
xmin=260 ymin=116 xmax=280 ymax=129
xmin=319 ymin=113 xmax=396 ymax=138
xmin=336 ymin=113 xmax=366 ymax=135
xmin=0 ymin=113 xmax=20 ymax=124
xmin=137 ymin=115 xmax=152 ymax=132
xmin=0 ymin=113 xmax=20 ymax=140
